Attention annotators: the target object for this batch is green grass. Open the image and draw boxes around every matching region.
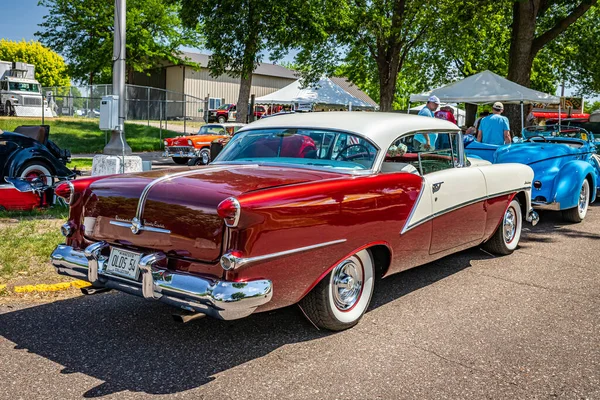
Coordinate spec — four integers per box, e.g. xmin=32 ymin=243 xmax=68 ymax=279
xmin=0 ymin=206 xmax=68 ymax=283
xmin=0 ymin=117 xmax=180 ymax=154
xmin=67 ymin=158 xmax=94 ymax=170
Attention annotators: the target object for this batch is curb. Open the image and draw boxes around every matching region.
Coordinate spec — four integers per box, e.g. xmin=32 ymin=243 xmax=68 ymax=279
xmin=0 ymin=280 xmax=91 ymax=294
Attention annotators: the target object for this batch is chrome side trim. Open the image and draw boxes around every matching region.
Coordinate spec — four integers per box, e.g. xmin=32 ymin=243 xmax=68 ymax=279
xmin=400 ymin=179 xmax=426 ymax=235
xmin=109 ymin=220 xmax=172 ymax=234
xmin=401 ymin=186 xmax=532 ymax=234
xmin=224 ymin=239 xmax=347 ymax=269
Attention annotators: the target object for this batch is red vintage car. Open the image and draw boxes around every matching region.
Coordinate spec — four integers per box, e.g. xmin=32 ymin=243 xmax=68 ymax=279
xmin=51 ymin=113 xmax=539 ymax=331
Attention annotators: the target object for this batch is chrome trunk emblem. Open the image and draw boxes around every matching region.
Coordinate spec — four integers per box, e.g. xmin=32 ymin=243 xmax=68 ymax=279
xmin=131 ymin=217 xmax=141 ymax=234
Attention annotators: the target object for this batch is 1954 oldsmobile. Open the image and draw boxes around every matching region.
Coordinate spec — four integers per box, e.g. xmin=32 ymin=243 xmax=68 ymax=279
xmin=51 ymin=113 xmax=539 ymax=331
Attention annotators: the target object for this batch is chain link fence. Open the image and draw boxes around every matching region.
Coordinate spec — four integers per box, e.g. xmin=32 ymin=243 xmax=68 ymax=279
xmin=42 ymin=84 xmax=208 ymax=135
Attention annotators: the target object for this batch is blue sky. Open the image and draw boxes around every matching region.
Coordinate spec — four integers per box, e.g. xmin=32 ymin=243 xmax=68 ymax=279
xmin=1 ymin=1 xmax=49 ymax=42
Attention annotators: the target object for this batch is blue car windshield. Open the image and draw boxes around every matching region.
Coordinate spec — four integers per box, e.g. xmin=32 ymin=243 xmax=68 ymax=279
xmin=522 ymin=125 xmax=590 ymax=141
xmin=213 ymin=128 xmax=378 ymax=170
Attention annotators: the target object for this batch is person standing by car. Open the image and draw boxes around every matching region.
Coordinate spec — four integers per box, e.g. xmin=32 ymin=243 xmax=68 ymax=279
xmin=477 ymin=102 xmax=511 ymax=145
xmin=415 ymin=96 xmax=440 ymax=150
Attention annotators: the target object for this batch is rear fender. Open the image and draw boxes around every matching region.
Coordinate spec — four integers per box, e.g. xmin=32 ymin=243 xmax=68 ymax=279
xmin=7 ymin=146 xmax=74 ymax=179
xmin=553 ymin=160 xmax=597 ymax=208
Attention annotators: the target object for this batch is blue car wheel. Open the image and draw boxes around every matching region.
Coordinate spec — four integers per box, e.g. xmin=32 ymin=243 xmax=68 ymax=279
xmin=562 ymin=180 xmax=590 ymax=223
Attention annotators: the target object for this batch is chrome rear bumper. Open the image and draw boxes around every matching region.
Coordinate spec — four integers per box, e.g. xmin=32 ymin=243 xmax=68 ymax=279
xmin=51 ymin=244 xmax=273 ymax=320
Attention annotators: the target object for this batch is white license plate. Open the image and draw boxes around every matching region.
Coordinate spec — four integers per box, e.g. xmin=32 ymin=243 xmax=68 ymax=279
xmin=106 ymin=248 xmax=142 ymax=280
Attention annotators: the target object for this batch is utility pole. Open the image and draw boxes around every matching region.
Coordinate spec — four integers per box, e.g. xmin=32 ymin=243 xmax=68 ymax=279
xmin=104 ymin=0 xmax=132 ymax=155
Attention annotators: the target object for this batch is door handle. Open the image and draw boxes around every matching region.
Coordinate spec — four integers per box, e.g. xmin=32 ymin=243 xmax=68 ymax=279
xmin=432 ymin=182 xmax=443 ymax=193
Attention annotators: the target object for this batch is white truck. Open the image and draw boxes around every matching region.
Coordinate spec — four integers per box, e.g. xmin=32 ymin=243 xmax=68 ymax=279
xmin=0 ymin=61 xmax=53 ymax=118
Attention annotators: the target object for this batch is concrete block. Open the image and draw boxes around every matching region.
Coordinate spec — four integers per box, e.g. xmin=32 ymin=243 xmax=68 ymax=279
xmin=91 ymin=155 xmax=143 ymax=176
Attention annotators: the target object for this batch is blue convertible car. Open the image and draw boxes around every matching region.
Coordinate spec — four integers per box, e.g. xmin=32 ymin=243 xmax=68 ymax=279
xmin=465 ymin=125 xmax=600 ymax=222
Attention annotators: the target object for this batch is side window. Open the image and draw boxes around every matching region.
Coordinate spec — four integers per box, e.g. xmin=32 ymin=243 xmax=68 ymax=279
xmin=382 ymin=132 xmax=460 ymax=175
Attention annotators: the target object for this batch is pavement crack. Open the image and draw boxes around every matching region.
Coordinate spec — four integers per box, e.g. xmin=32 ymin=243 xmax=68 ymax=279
xmin=405 ymin=342 xmax=519 ymax=387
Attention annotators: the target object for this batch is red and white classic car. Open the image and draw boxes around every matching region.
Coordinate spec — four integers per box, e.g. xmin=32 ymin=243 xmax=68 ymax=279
xmin=51 ymin=113 xmax=539 ymax=331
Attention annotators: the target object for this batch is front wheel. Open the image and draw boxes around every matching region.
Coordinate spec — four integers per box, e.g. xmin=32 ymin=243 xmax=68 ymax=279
xmin=299 ymin=249 xmax=375 ymax=331
xmin=217 ymin=115 xmax=227 ymax=123
xmin=483 ymin=199 xmax=522 ymax=255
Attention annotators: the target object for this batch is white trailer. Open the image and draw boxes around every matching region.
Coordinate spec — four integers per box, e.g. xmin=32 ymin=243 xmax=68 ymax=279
xmin=0 ymin=61 xmax=53 ymax=118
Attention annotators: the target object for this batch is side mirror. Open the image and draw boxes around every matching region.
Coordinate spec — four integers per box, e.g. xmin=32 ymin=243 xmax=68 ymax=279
xmin=512 ymin=136 xmax=523 ymax=144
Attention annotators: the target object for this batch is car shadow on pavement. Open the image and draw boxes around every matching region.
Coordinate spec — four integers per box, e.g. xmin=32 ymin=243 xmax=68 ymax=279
xmin=0 ymin=248 xmax=487 ymax=397
xmin=519 ymin=209 xmax=600 ymax=244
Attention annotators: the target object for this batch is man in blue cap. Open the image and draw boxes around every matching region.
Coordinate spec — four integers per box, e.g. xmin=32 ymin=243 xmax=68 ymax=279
xmin=414 ymin=95 xmax=440 ymax=150
xmin=477 ymin=102 xmax=511 ymax=145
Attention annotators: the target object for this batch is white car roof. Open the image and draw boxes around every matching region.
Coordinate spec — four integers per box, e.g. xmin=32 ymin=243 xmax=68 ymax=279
xmin=243 ymin=112 xmax=460 ymax=148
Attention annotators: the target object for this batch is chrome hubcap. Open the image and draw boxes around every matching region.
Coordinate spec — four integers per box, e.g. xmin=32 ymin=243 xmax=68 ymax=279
xmin=332 ymin=259 xmax=363 ymax=311
xmin=503 ymin=207 xmax=516 ymax=243
xmin=578 ymin=183 xmax=588 ymax=214
xmin=202 ymin=151 xmax=210 ymax=164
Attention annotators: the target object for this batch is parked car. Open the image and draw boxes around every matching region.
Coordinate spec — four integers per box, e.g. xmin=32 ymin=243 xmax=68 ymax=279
xmin=51 ymin=113 xmax=538 ymax=331
xmin=0 ymin=125 xmax=75 ymax=210
xmin=206 ymin=104 xmax=266 ymax=123
xmin=465 ymin=124 xmax=600 ymax=222
xmin=164 ymin=123 xmax=245 ymax=165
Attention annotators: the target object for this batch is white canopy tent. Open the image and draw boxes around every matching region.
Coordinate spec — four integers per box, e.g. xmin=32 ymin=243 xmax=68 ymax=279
xmin=409 ymin=71 xmax=561 ymax=130
xmin=409 ymin=103 xmax=465 ymax=126
xmin=256 ymin=77 xmax=377 ymax=110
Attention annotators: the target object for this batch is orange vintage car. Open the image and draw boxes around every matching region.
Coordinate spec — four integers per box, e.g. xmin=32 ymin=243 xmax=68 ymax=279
xmin=163 ymin=123 xmax=245 ymax=165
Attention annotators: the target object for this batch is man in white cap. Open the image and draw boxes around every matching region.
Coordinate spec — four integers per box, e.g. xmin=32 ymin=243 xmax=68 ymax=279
xmin=477 ymin=102 xmax=511 ymax=145
xmin=414 ymin=95 xmax=440 ymax=150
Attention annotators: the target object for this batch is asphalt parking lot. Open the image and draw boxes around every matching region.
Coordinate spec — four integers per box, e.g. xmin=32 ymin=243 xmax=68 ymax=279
xmin=1 ymin=205 xmax=599 ymax=399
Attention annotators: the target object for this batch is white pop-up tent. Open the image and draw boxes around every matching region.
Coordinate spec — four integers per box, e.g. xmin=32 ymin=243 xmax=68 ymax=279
xmin=256 ymin=77 xmax=377 ymax=110
xmin=409 ymin=71 xmax=561 ymax=129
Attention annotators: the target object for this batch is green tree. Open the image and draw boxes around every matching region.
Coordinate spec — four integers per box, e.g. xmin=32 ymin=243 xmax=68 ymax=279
xmin=0 ymin=39 xmax=70 ymax=87
xmin=36 ymin=0 xmax=203 ymax=85
xmin=584 ymin=100 xmax=600 ymax=114
xmin=174 ymin=0 xmax=336 ymax=122
xmin=296 ymin=0 xmax=437 ymax=112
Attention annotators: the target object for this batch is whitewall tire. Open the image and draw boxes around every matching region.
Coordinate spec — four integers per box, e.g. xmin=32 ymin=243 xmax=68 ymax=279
xmin=18 ymin=161 xmax=54 ymax=186
xmin=300 ymin=249 xmax=375 ymax=331
xmin=483 ymin=199 xmax=522 ymax=255
xmin=562 ymin=179 xmax=590 ymax=223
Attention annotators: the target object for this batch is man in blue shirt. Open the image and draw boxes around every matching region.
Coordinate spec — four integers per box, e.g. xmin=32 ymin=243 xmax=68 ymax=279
xmin=415 ymin=95 xmax=440 ymax=150
xmin=477 ymin=102 xmax=511 ymax=145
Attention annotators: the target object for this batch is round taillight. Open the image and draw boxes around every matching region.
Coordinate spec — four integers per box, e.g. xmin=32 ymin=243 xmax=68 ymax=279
xmin=55 ymin=181 xmax=74 ymax=204
xmin=217 ymin=197 xmax=240 ymax=227
xmin=533 ymin=181 xmax=542 ymax=189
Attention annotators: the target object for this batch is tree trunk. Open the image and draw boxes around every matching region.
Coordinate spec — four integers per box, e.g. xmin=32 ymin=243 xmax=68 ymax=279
xmin=505 ymin=0 xmax=538 ymax=135
xmin=236 ymin=72 xmax=253 ymax=123
xmin=376 ymin=51 xmax=401 ymax=112
xmin=465 ymin=103 xmax=477 ymax=127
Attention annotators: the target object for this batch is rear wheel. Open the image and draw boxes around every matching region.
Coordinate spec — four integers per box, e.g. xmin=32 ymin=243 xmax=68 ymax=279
xmin=172 ymin=157 xmax=189 ymax=165
xmin=299 ymin=249 xmax=375 ymax=331
xmin=17 ymin=161 xmax=54 ymax=186
xmin=562 ymin=179 xmax=589 ymax=223
xmin=483 ymin=199 xmax=522 ymax=255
